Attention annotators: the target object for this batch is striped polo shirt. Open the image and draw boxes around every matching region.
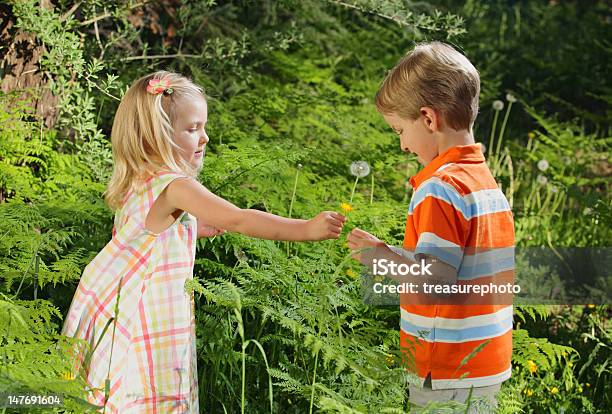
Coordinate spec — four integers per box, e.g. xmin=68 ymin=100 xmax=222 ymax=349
xmin=400 ymin=144 xmax=515 ymax=390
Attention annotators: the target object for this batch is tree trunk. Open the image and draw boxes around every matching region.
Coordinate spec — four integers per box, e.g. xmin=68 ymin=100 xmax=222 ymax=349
xmin=0 ymin=1 xmax=59 ymax=129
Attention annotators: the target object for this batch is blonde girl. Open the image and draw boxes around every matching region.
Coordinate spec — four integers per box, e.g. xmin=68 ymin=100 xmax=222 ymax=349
xmin=61 ymin=70 xmax=346 ymax=413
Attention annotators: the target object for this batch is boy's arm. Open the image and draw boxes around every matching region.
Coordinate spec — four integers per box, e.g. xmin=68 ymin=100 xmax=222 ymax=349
xmin=348 ymin=228 xmax=458 ymax=286
xmin=166 ymin=177 xmax=346 ymax=241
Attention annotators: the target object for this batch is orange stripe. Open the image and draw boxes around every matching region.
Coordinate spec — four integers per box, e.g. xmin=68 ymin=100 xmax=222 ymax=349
xmin=409 ymin=197 xmax=468 ymax=245
xmin=400 ymin=330 xmax=512 ymax=379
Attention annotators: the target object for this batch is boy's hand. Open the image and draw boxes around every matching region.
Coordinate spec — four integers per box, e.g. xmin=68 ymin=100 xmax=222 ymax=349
xmin=306 ymin=211 xmax=346 ymax=240
xmin=347 ymin=228 xmax=385 ymax=263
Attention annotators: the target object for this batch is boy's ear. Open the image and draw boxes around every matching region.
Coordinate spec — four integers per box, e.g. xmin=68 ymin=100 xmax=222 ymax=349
xmin=420 ymin=106 xmax=439 ymax=133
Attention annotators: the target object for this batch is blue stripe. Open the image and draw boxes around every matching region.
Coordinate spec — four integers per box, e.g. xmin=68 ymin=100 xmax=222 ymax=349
xmin=458 ymin=256 xmax=515 ymax=280
xmin=415 ymin=243 xmax=463 ymax=269
xmin=401 ymin=316 xmax=513 ymax=343
xmin=409 ymin=179 xmax=511 ymax=220
xmin=409 ymin=180 xmax=467 ymax=216
xmin=464 ymin=190 xmax=511 ymax=219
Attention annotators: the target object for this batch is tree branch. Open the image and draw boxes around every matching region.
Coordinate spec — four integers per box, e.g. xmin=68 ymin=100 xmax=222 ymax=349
xmin=121 ymin=53 xmax=200 ymax=62
xmin=59 ymin=1 xmax=82 ymax=22
xmin=79 ymin=1 xmax=149 ymax=26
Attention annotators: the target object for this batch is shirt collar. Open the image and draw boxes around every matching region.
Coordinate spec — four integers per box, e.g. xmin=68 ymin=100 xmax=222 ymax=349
xmin=409 ymin=144 xmax=485 ymax=189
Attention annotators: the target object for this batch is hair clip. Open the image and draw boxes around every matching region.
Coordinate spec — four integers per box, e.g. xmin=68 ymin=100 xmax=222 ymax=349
xmin=147 ymin=78 xmax=173 ymax=95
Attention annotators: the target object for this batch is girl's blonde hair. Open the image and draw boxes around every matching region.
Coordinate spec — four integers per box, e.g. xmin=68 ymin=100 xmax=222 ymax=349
xmin=104 ymin=71 xmax=205 ymax=211
xmin=375 ymin=41 xmax=480 ymax=131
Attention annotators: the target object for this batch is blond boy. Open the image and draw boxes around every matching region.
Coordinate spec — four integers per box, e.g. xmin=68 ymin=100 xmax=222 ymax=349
xmin=348 ymin=42 xmax=515 ymax=413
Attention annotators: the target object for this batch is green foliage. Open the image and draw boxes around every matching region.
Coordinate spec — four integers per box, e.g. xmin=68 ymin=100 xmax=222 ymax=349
xmin=1 ymin=0 xmax=610 ymax=413
xmin=0 ymin=295 xmax=98 ymax=413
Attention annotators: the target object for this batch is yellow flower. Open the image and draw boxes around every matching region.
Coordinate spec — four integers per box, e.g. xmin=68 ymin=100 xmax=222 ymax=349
xmin=61 ymin=371 xmax=74 ymax=380
xmin=550 ymin=387 xmax=558 ymax=395
xmin=340 ymin=202 xmax=353 ymax=213
xmin=385 ymin=353 xmax=394 ymax=364
xmin=528 ymin=132 xmax=535 ymax=139
xmin=346 ymin=269 xmax=357 ymax=279
xmin=577 ymin=386 xmax=583 ymax=393
xmin=587 ymin=304 xmax=595 ymax=309
xmin=527 ymin=360 xmax=537 ymax=374
xmin=524 ymin=388 xmax=534 ymax=397
xmin=373 ymin=275 xmax=384 ymax=283
xmin=586 ymin=383 xmax=591 ymax=387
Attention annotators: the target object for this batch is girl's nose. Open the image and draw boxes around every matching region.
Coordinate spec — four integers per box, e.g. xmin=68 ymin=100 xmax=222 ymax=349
xmin=200 ymin=130 xmax=209 ymax=145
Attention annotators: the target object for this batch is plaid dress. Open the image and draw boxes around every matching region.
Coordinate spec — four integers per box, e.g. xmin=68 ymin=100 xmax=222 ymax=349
xmin=61 ymin=170 xmax=199 ymax=413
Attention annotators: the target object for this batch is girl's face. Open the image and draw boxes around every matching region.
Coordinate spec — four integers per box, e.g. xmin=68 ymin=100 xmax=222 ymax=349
xmin=172 ymin=94 xmax=209 ymax=171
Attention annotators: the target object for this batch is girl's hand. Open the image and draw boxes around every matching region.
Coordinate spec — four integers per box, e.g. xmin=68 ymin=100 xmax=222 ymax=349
xmin=347 ymin=227 xmax=385 ymax=263
xmin=197 ymin=220 xmax=226 ymax=239
xmin=305 ymin=211 xmax=346 ymax=240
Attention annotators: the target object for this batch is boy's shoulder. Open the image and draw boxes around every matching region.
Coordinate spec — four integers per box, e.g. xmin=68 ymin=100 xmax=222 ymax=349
xmin=411 ymin=159 xmax=510 ymax=221
xmin=427 ymin=158 xmax=498 ymax=198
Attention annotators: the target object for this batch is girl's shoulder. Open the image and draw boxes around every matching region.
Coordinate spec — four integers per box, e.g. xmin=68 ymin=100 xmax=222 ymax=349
xmin=113 ymin=168 xmax=194 ymax=233
xmin=128 ymin=168 xmax=191 ymax=194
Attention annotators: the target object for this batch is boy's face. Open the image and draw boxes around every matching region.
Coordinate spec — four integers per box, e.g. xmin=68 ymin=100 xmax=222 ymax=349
xmin=382 ymin=111 xmax=438 ymax=165
xmin=172 ymin=95 xmax=209 ymax=172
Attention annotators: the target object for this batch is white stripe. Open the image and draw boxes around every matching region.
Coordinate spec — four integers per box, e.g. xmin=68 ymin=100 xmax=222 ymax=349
xmin=417 ymin=232 xmax=461 ymax=249
xmin=463 ymin=188 xmax=506 ymax=207
xmin=401 ymin=306 xmax=513 ymax=330
xmin=430 ymin=367 xmax=512 ymax=390
xmin=401 ymin=317 xmax=512 ymax=343
xmin=415 ymin=232 xmax=463 ymax=268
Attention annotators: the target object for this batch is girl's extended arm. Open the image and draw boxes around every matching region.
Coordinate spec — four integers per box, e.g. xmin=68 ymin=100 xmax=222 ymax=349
xmin=165 ymin=177 xmax=346 ymax=241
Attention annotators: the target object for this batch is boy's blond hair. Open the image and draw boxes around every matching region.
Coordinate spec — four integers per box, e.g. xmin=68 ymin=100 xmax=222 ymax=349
xmin=104 ymin=71 xmax=205 ymax=211
xmin=375 ymin=41 xmax=480 ymax=131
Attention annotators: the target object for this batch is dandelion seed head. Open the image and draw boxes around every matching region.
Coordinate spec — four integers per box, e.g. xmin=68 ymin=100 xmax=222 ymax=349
xmin=492 ymin=100 xmax=504 ymax=111
xmin=536 ymin=174 xmax=548 ymax=186
xmin=506 ymin=93 xmax=517 ymax=103
xmin=537 ymin=159 xmax=549 ymax=172
xmin=350 ymin=160 xmax=371 ymax=178
xmin=297 ymin=163 xmax=303 ymax=169
xmin=583 ymin=207 xmax=592 ymax=215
